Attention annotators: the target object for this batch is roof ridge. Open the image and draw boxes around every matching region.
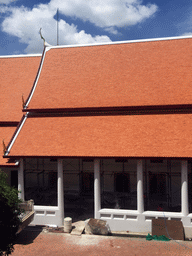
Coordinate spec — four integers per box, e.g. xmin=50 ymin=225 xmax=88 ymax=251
xmin=45 ymin=35 xmax=192 ymax=52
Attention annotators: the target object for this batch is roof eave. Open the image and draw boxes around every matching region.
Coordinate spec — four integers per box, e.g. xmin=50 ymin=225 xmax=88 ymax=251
xmin=4 ymin=155 xmax=192 ymax=160
xmin=23 ymin=104 xmax=192 ymax=115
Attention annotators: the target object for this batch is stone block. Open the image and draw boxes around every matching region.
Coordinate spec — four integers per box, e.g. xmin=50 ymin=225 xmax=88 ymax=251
xmin=85 ymin=218 xmax=109 ymax=236
xmin=71 ymin=221 xmax=85 ymax=236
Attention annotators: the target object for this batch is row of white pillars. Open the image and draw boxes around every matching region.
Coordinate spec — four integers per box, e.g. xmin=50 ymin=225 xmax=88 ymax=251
xmin=57 ymin=159 xmax=101 ymax=224
xmin=17 ymin=158 xmax=190 ymax=226
xmin=17 ymin=158 xmax=104 ymax=223
xmin=92 ymin=159 xmax=190 ymax=217
xmin=136 ymin=159 xmax=189 ymax=215
xmin=93 ymin=159 xmax=145 ymax=217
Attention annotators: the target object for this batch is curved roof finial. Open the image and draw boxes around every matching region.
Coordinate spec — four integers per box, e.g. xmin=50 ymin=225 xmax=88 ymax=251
xmin=39 ymin=28 xmax=52 ymax=47
xmin=39 ymin=28 xmax=45 ymax=43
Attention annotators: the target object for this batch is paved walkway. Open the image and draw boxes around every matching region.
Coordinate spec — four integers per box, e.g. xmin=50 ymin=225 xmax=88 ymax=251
xmin=12 ymin=227 xmax=192 ymax=256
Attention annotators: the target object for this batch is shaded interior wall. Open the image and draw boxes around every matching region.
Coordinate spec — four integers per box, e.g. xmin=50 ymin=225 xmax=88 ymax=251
xmin=144 ymin=159 xmax=181 ymax=212
xmin=63 ymin=159 xmax=94 ymax=221
xmin=171 ymin=160 xmax=181 ymax=209
xmin=24 ymin=158 xmax=183 ymax=213
xmin=63 ymin=159 xmax=94 ymax=195
xmin=63 ymin=159 xmax=80 ymax=193
xmin=24 ymin=158 xmax=57 ymax=206
xmin=24 ymin=158 xmax=138 ymax=210
xmin=101 ymin=159 xmax=137 ymax=210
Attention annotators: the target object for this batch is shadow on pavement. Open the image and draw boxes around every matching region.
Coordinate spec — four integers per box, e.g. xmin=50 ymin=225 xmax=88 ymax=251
xmin=15 ymin=226 xmax=44 ymax=245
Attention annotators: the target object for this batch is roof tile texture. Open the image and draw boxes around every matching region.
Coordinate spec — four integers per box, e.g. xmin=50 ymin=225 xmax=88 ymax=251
xmin=0 ymin=126 xmax=17 ymax=166
xmin=8 ymin=114 xmax=192 ymax=158
xmin=28 ymin=39 xmax=192 ymax=110
xmin=0 ymin=56 xmax=41 ymax=122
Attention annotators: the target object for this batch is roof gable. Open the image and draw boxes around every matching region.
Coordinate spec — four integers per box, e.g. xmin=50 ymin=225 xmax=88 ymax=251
xmin=26 ymin=37 xmax=192 ymax=111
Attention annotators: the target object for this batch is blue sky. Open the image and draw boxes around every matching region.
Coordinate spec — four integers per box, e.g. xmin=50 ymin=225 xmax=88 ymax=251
xmin=0 ymin=0 xmax=192 ymax=55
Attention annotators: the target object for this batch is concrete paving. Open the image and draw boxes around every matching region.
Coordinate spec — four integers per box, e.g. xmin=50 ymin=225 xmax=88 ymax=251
xmin=12 ymin=226 xmax=192 ymax=256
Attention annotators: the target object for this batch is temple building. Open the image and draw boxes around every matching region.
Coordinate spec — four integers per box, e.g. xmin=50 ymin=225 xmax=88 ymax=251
xmin=1 ymin=35 xmax=192 ymax=237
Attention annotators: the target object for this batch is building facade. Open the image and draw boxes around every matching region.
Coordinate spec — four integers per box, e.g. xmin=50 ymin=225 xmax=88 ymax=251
xmin=2 ymin=36 xmax=192 ymax=237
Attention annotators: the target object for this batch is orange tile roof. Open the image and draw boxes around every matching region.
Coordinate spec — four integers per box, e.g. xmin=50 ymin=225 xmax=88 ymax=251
xmin=0 ymin=55 xmax=41 ymax=122
xmin=27 ymin=38 xmax=192 ymax=111
xmin=7 ymin=114 xmax=192 ymax=158
xmin=0 ymin=126 xmax=17 ymax=166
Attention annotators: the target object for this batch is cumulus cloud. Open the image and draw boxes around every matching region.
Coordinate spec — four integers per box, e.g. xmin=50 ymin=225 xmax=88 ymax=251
xmin=1 ymin=0 xmax=158 ymax=53
xmin=2 ymin=4 xmax=111 ymax=53
xmin=50 ymin=0 xmax=158 ymax=28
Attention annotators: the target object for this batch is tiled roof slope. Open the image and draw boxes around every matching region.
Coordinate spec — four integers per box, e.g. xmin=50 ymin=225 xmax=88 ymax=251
xmin=0 ymin=55 xmax=41 ymax=122
xmin=27 ymin=37 xmax=192 ymax=111
xmin=0 ymin=126 xmax=17 ymax=166
xmin=7 ymin=114 xmax=192 ymax=158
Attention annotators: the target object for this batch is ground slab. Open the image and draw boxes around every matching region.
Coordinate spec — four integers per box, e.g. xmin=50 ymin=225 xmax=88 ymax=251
xmin=12 ymin=227 xmax=192 ymax=256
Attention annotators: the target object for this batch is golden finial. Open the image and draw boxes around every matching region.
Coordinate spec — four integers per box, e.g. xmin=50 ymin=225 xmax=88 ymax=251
xmin=2 ymin=140 xmax=6 ymax=155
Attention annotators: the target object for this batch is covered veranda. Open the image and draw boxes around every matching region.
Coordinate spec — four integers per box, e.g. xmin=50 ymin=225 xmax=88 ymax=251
xmin=16 ymin=157 xmax=192 ymax=235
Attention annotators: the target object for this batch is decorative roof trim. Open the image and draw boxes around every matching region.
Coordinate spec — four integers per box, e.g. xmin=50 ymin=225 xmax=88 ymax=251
xmin=24 ymin=48 xmax=47 ymax=108
xmin=45 ymin=35 xmax=192 ymax=52
xmin=5 ymin=114 xmax=28 ymax=156
xmin=0 ymin=53 xmax=42 ymax=59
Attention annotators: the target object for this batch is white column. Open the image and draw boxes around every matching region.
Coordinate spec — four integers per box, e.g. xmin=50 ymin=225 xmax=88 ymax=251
xmin=137 ymin=159 xmax=144 ymax=214
xmin=18 ymin=159 xmax=24 ymax=201
xmin=57 ymin=159 xmax=64 ymax=226
xmin=181 ymin=160 xmax=189 ymax=216
xmin=94 ymin=159 xmax=101 ymax=219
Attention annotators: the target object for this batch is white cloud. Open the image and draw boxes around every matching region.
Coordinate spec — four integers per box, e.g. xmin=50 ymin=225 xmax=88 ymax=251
xmin=2 ymin=4 xmax=111 ymax=53
xmin=50 ymin=0 xmax=158 ymax=28
xmin=1 ymin=0 xmax=158 ymax=53
xmin=104 ymin=27 xmax=119 ymax=35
